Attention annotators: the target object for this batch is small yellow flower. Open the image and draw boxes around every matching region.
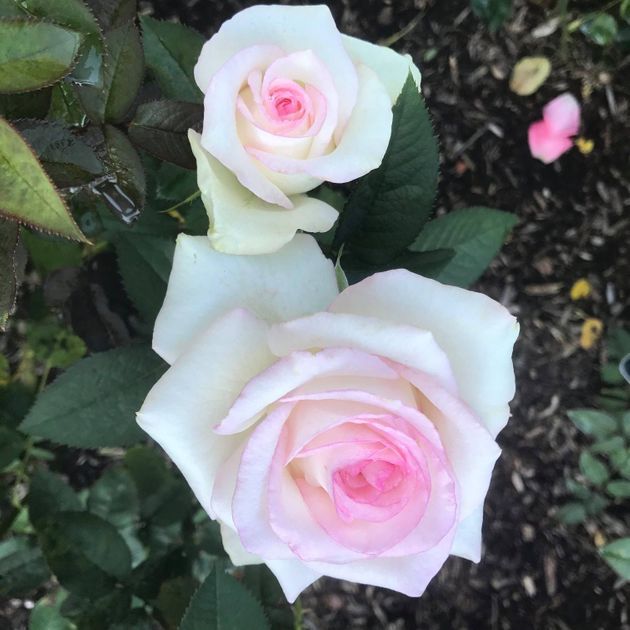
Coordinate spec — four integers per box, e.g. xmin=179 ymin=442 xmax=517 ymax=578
xmin=570 ymin=278 xmax=592 ymax=300
xmin=575 ymin=137 xmax=594 ymax=155
xmin=580 ymin=318 xmax=603 ymax=350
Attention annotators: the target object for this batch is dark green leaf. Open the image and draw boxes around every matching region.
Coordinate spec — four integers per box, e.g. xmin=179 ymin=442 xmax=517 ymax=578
xmin=18 ymin=119 xmax=104 ymax=187
xmin=141 ymin=16 xmax=204 ymax=103
xmin=471 ymin=0 xmax=513 ymax=31
xmin=243 ymin=565 xmax=294 ymax=630
xmin=180 ymin=567 xmax=270 ymax=630
xmin=65 ymin=588 xmax=132 ymax=629
xmin=20 ymin=344 xmax=165 ymax=448
xmin=114 ymin=230 xmax=174 ymax=323
xmin=566 ymin=478 xmax=591 ymax=500
xmin=580 ymin=13 xmax=619 ymax=46
xmin=600 ymin=538 xmax=630 ymax=579
xmin=0 ymin=425 xmax=24 ymax=469
xmin=568 ymin=409 xmax=618 ymax=439
xmin=579 ymin=452 xmax=610 ymax=485
xmin=0 ymin=20 xmax=82 ymax=94
xmin=622 ymin=0 xmax=630 ymax=23
xmin=11 ymin=0 xmax=105 ymax=88
xmin=409 ymin=207 xmax=517 ymax=287
xmin=592 ymin=436 xmax=625 ymax=455
xmin=129 ymin=547 xmax=189 ymax=601
xmin=0 ymin=117 xmax=86 ymax=241
xmin=0 ymin=217 xmax=20 ymax=330
xmin=28 ymin=468 xmax=82 ymax=528
xmin=0 ymin=381 xmax=35 ymax=429
xmin=22 ymin=229 xmax=83 ymax=274
xmin=88 ymin=466 xmax=139 ymax=529
xmin=156 ymin=576 xmax=198 ymax=628
xmin=39 ymin=511 xmax=132 ymax=599
xmin=48 ymin=82 xmax=86 ymax=125
xmin=29 ymin=603 xmax=75 ymax=630
xmin=103 ymin=124 xmax=146 ymax=209
xmin=606 ymin=480 xmax=630 ymax=498
xmin=129 ymin=100 xmax=203 ymax=169
xmin=0 ymin=537 xmax=51 ymax=597
xmin=585 ymin=492 xmax=609 ymax=515
xmin=86 ymin=0 xmax=136 ymax=30
xmin=0 ymin=89 xmax=52 ymax=119
xmin=78 ymin=21 xmax=143 ymax=123
xmin=124 ymin=446 xmax=193 ymax=525
xmin=334 ymin=74 xmax=438 ymax=264
xmin=557 ymin=502 xmax=587 ymax=524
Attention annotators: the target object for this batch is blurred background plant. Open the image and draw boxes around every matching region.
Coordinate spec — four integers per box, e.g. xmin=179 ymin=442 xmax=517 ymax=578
xmin=558 ymin=327 xmax=630 ymax=582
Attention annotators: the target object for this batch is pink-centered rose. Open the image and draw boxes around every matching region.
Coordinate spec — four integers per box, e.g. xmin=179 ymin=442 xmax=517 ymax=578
xmin=190 ymin=4 xmax=422 ymax=254
xmin=528 ymin=93 xmax=581 ymax=163
xmin=137 ymin=236 xmax=518 ymax=600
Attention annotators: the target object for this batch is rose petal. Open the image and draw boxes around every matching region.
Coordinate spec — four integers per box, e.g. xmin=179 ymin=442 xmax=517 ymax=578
xmin=543 ymin=93 xmax=580 ymax=137
xmin=189 ymin=131 xmax=337 ymax=254
xmin=153 ymin=233 xmax=338 ymax=364
xmin=137 ymin=309 xmax=274 ymax=518
xmin=395 ymin=367 xmax=501 ymax=519
xmin=528 ymin=119 xmax=573 ymax=164
xmin=268 ymin=312 xmax=458 ymax=395
xmin=264 ymin=559 xmax=321 ymax=603
xmin=216 ymin=347 xmax=400 ymax=435
xmin=327 ymin=271 xmax=519 ymax=436
xmin=220 ymin=523 xmax=263 ymax=566
xmin=194 ymin=4 xmax=358 ymax=129
xmin=450 ymin=504 xmax=484 ymax=562
xmin=201 ymin=45 xmax=293 ymax=207
xmin=341 ymin=34 xmax=422 ymax=101
xmin=248 ymin=64 xmax=392 ymax=183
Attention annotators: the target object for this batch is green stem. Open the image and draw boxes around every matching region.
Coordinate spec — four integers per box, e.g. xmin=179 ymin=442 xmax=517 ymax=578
xmin=160 ymin=190 xmax=202 ymax=214
xmin=293 ymin=597 xmax=303 ymax=630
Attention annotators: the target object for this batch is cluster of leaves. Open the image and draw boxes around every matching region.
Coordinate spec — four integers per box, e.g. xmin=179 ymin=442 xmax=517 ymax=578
xmin=558 ymin=328 xmax=630 ymax=581
xmin=573 ymin=0 xmax=630 ymax=49
xmin=327 ymin=75 xmax=518 ymax=288
xmin=1 ymin=340 xmax=289 ymax=628
xmin=0 ymin=0 xmax=205 ymax=330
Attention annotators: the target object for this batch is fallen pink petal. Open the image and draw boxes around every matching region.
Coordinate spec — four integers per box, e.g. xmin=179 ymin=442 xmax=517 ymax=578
xmin=528 ymin=93 xmax=581 ymax=163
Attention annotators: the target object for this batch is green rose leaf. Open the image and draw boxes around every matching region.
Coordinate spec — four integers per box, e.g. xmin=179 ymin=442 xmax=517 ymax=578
xmin=471 ymin=0 xmax=513 ymax=31
xmin=0 ymin=20 xmax=82 ymax=94
xmin=129 ymin=100 xmax=204 ymax=169
xmin=409 ymin=207 xmax=518 ymax=287
xmin=580 ymin=13 xmax=619 ymax=46
xmin=87 ymin=0 xmax=137 ymax=30
xmin=9 ymin=0 xmax=106 ymax=88
xmin=557 ymin=502 xmax=587 ymax=525
xmin=18 ymin=119 xmax=104 ymax=187
xmin=606 ymin=480 xmax=630 ymax=498
xmin=78 ymin=20 xmax=143 ymax=123
xmin=29 ymin=602 xmax=75 ymax=630
xmin=0 ymin=425 xmax=25 ymax=469
xmin=334 ymin=74 xmax=438 ymax=265
xmin=579 ymin=451 xmax=610 ymax=486
xmin=103 ymin=124 xmax=147 ymax=210
xmin=0 ymin=538 xmax=51 ymax=597
xmin=20 ymin=344 xmax=166 ymax=448
xmin=39 ymin=511 xmax=132 ymax=599
xmin=114 ymin=230 xmax=175 ymax=324
xmin=88 ymin=466 xmax=140 ymax=530
xmin=22 ymin=229 xmax=83 ymax=275
xmin=601 ymin=538 xmax=630 ymax=579
xmin=0 ymin=88 xmax=52 ymax=119
xmin=0 ymin=217 xmax=20 ymax=330
xmin=180 ymin=567 xmax=270 ymax=630
xmin=141 ymin=16 xmax=205 ymax=103
xmin=0 ymin=117 xmax=87 ymax=241
xmin=28 ymin=468 xmax=82 ymax=528
xmin=567 ymin=409 xmax=618 ymax=439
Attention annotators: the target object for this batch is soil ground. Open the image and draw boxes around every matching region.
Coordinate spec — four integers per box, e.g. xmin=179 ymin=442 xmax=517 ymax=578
xmin=137 ymin=0 xmax=630 ymax=627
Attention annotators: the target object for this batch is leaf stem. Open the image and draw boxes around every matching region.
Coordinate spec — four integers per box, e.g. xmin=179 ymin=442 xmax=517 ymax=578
xmin=160 ymin=190 xmax=202 ymax=214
